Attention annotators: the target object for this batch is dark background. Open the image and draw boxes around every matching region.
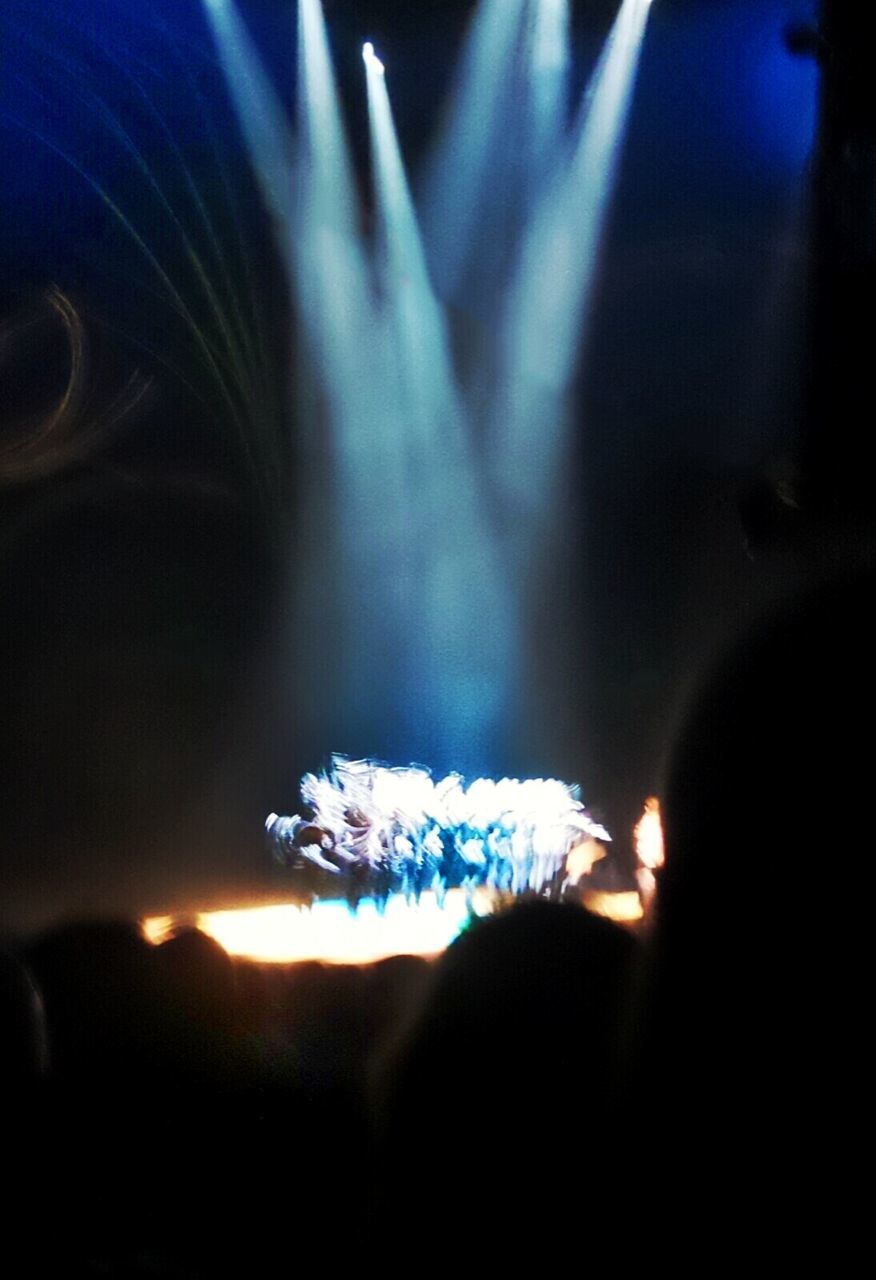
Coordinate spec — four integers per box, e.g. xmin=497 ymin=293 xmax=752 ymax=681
xmin=0 ymin=0 xmax=824 ymax=934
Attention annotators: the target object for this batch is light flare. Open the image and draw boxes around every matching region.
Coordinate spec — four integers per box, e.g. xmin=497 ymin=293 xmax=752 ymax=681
xmin=634 ymin=795 xmax=664 ymax=870
xmin=145 ymin=892 xmax=486 ymax=965
xmin=634 ymin=795 xmax=664 ymax=917
xmin=582 ymin=889 xmax=644 ymax=925
xmin=141 ymin=915 xmax=175 ymax=945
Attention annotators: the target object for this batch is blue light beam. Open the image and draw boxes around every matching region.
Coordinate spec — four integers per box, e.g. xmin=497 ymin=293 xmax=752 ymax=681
xmin=363 ymin=43 xmax=515 ymax=772
xmin=364 ymin=41 xmax=458 ymax=437
xmin=492 ymin=0 xmax=653 ymax=529
xmin=200 ymin=0 xmax=293 ymax=238
xmin=419 ymin=0 xmax=530 ymax=304
xmin=294 ymin=0 xmax=372 ymax=409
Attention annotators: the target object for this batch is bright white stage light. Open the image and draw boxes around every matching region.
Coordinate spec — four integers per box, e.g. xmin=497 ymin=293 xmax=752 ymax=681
xmin=363 ymin=41 xmax=385 ymax=75
xmin=203 ymin=0 xmax=653 ymax=795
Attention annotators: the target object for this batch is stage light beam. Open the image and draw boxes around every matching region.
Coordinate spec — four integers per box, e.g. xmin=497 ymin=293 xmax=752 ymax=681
xmin=295 ymin=0 xmax=371 ymax=383
xmin=529 ymin=0 xmax=571 ymax=164
xmin=200 ymin=0 xmax=293 ymax=235
xmin=365 ymin=41 xmax=456 ymax=428
xmin=419 ymin=0 xmax=530 ymax=302
xmin=363 ymin=45 xmax=516 ymax=771
xmin=492 ymin=0 xmax=653 ymax=531
xmin=204 ymin=0 xmax=655 ymax=788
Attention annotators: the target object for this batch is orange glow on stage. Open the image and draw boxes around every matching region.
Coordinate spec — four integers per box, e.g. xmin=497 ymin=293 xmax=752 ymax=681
xmin=634 ymin=796 xmax=665 ymax=871
xmin=582 ymin=889 xmax=644 ymax=925
xmin=144 ymin=890 xmax=490 ymax=965
xmin=142 ymin=884 xmax=643 ymax=963
xmin=142 ymin=915 xmax=175 ymax=945
xmin=565 ymin=837 xmax=608 ymax=884
xmin=634 ymin=795 xmax=665 ymax=915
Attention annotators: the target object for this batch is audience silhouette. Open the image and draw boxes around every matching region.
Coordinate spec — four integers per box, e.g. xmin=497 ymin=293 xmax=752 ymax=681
xmin=1 ymin=564 xmax=871 ymax=1274
xmin=622 ymin=568 xmax=875 ymax=1259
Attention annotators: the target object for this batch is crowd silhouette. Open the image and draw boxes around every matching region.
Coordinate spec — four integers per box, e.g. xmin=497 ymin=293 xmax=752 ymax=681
xmin=2 ymin=565 xmax=872 ymax=1272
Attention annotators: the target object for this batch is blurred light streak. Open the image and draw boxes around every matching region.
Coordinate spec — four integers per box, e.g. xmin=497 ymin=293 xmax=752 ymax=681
xmin=582 ymin=889 xmax=644 ymax=925
xmin=419 ymin=0 xmax=530 ymax=303
xmin=493 ymin=0 xmax=653 ymax=530
xmin=148 ymin=892 xmax=482 ymax=964
xmin=528 ymin=0 xmax=571 ymax=187
xmin=201 ymin=0 xmax=293 ymax=235
xmin=363 ymin=44 xmax=514 ymax=769
xmin=143 ymin=886 xmax=642 ymax=964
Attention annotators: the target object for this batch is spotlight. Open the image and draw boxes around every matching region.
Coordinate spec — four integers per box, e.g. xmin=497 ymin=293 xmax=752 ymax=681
xmin=362 ymin=41 xmax=385 ymax=75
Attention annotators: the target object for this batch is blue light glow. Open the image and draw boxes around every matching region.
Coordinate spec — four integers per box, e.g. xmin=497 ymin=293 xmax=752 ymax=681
xmin=201 ymin=0 xmax=652 ymax=777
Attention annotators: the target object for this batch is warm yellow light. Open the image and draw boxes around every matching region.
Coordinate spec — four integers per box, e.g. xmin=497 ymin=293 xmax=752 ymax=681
xmin=145 ymin=891 xmax=487 ymax=965
xmin=142 ymin=883 xmax=648 ymax=963
xmin=565 ymin=837 xmax=607 ymax=884
xmin=634 ymin=796 xmax=664 ymax=871
xmin=582 ymin=889 xmax=644 ymax=924
xmin=141 ymin=914 xmax=175 ymax=945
